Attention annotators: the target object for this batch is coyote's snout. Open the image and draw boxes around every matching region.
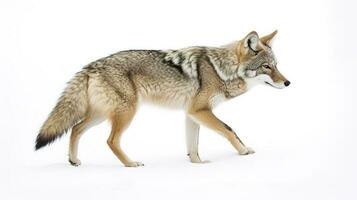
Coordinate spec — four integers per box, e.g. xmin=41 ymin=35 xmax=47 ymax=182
xmin=36 ymin=30 xmax=290 ymax=167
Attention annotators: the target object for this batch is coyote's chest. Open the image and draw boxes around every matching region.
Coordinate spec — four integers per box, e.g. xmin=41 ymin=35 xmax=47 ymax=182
xmin=209 ymin=78 xmax=248 ymax=107
xmin=224 ymin=77 xmax=247 ymax=98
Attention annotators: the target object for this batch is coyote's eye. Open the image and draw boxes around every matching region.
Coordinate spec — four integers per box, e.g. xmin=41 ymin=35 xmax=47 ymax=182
xmin=262 ymin=64 xmax=271 ymax=70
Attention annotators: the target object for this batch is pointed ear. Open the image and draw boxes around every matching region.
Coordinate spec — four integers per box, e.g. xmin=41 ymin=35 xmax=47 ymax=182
xmin=260 ymin=30 xmax=278 ymax=46
xmin=243 ymin=31 xmax=259 ymax=52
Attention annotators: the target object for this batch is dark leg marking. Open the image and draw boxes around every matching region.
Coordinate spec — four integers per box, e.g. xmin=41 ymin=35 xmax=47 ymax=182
xmin=222 ymin=122 xmax=233 ymax=132
xmin=222 ymin=122 xmax=245 ymax=146
xmin=233 ymin=132 xmax=245 ymax=146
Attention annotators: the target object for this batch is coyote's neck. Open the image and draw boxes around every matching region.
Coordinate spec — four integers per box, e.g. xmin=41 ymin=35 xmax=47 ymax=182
xmin=206 ymin=43 xmax=241 ymax=82
xmin=210 ymin=42 xmax=249 ymax=98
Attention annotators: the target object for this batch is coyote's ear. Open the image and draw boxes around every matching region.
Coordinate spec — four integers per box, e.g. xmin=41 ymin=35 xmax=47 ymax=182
xmin=260 ymin=30 xmax=278 ymax=46
xmin=243 ymin=31 xmax=259 ymax=53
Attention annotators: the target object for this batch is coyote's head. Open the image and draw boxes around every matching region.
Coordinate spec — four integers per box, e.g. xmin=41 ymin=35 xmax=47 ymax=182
xmin=237 ymin=30 xmax=290 ymax=89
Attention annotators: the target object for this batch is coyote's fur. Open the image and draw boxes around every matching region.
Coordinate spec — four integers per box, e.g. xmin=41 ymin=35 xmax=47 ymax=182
xmin=35 ymin=31 xmax=290 ymax=167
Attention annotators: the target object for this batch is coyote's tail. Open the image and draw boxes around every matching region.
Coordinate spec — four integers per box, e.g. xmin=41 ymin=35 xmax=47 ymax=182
xmin=35 ymin=71 xmax=89 ymax=150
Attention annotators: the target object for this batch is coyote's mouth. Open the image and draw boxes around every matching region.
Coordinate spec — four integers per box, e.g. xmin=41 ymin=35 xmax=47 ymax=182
xmin=265 ymin=81 xmax=285 ymax=89
xmin=265 ymin=81 xmax=274 ymax=87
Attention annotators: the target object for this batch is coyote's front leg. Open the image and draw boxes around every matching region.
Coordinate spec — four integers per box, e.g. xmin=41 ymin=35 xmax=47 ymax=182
xmin=185 ymin=116 xmax=210 ymax=163
xmin=187 ymin=108 xmax=254 ymax=155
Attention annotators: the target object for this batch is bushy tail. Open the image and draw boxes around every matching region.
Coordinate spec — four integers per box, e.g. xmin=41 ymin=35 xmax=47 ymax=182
xmin=35 ymin=72 xmax=89 ymax=150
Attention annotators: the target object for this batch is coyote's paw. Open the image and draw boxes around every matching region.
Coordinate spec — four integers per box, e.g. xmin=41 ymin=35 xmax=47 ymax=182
xmin=125 ymin=161 xmax=144 ymax=167
xmin=191 ymin=159 xmax=211 ymax=164
xmin=190 ymin=157 xmax=210 ymax=164
xmin=239 ymin=147 xmax=255 ymax=155
xmin=188 ymin=153 xmax=210 ymax=164
xmin=69 ymin=159 xmax=81 ymax=166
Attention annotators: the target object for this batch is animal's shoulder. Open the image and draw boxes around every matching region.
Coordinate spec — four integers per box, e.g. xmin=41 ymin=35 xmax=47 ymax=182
xmin=163 ymin=47 xmax=206 ymax=78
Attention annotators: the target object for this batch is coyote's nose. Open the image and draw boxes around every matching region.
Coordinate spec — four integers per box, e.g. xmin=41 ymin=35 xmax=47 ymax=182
xmin=284 ymin=80 xmax=291 ymax=87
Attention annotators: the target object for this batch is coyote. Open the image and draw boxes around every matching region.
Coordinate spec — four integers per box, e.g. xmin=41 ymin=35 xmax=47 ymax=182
xmin=35 ymin=31 xmax=290 ymax=167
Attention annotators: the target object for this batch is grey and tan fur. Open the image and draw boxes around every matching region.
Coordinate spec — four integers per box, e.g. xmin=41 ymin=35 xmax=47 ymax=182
xmin=35 ymin=31 xmax=290 ymax=167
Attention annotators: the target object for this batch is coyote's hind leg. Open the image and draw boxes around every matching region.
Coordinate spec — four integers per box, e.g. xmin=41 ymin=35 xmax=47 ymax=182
xmin=68 ymin=115 xmax=104 ymax=166
xmin=107 ymin=108 xmax=143 ymax=167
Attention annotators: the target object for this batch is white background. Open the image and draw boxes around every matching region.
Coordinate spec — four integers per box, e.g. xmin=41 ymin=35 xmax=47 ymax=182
xmin=1 ymin=0 xmax=356 ymax=199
